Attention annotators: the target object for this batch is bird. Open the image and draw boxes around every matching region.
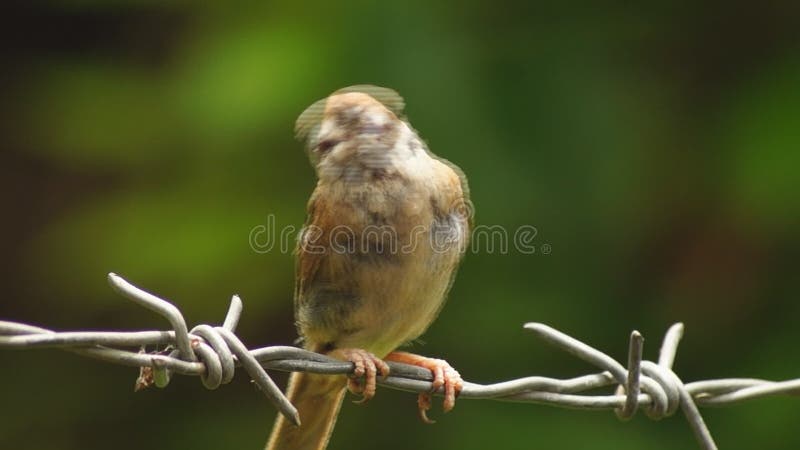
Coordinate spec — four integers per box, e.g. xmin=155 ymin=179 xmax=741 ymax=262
xmin=266 ymin=85 xmax=472 ymax=450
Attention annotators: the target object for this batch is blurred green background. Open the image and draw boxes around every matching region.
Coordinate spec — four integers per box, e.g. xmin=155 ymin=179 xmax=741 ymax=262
xmin=1 ymin=2 xmax=799 ymax=449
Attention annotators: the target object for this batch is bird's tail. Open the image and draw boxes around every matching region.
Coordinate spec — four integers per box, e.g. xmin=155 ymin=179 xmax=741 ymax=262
xmin=265 ymin=371 xmax=347 ymax=450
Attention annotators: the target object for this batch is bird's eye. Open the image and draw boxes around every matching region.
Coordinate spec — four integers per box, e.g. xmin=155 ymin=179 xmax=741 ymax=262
xmin=316 ymin=139 xmax=339 ymax=154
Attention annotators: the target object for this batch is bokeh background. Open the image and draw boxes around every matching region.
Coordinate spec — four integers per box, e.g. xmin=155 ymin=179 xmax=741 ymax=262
xmin=1 ymin=2 xmax=799 ymax=449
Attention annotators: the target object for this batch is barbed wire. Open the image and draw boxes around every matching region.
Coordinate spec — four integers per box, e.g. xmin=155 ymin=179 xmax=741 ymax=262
xmin=2 ymin=273 xmax=798 ymax=449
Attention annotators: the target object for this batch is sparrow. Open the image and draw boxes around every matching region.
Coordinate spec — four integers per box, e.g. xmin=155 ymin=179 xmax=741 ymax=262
xmin=266 ymin=85 xmax=471 ymax=450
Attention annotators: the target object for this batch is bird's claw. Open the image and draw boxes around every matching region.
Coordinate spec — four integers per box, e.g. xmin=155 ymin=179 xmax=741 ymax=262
xmin=330 ymin=348 xmax=390 ymax=404
xmin=386 ymin=352 xmax=463 ymax=423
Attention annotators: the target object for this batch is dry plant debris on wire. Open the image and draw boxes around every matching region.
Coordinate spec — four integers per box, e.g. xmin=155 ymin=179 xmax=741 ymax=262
xmin=1 ymin=274 xmax=798 ymax=450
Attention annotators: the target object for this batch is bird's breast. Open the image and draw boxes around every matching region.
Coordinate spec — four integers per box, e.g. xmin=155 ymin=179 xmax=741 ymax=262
xmin=323 ymin=179 xmax=467 ymax=355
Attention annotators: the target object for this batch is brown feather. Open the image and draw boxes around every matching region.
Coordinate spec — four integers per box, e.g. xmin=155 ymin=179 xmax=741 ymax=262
xmin=267 ymin=85 xmax=471 ymax=450
xmin=265 ymin=372 xmax=347 ymax=450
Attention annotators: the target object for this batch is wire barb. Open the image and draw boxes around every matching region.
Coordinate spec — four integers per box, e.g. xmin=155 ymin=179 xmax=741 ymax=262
xmin=108 ymin=274 xmax=298 ymax=425
xmin=0 ymin=274 xmax=797 ymax=448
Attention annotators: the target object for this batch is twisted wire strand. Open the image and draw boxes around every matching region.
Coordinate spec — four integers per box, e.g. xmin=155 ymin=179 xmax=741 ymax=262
xmin=2 ymin=274 xmax=799 ymax=449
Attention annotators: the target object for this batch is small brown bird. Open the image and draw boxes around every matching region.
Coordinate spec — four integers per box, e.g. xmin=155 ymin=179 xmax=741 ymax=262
xmin=266 ymin=85 xmax=471 ymax=450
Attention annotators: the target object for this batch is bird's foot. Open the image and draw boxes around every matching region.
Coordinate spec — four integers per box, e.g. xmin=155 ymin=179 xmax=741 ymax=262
xmin=329 ymin=348 xmax=390 ymax=404
xmin=385 ymin=351 xmax=463 ymax=423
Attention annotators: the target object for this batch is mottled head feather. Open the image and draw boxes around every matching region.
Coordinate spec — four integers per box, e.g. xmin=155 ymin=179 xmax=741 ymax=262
xmin=333 ymin=85 xmax=405 ymax=118
xmin=295 ymin=85 xmax=405 ymax=148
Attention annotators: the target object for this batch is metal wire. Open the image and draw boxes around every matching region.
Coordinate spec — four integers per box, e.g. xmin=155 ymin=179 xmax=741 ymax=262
xmin=2 ymin=274 xmax=799 ymax=449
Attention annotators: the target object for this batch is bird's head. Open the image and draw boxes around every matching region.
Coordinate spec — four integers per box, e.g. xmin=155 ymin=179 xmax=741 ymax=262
xmin=296 ymin=85 xmax=411 ymax=183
